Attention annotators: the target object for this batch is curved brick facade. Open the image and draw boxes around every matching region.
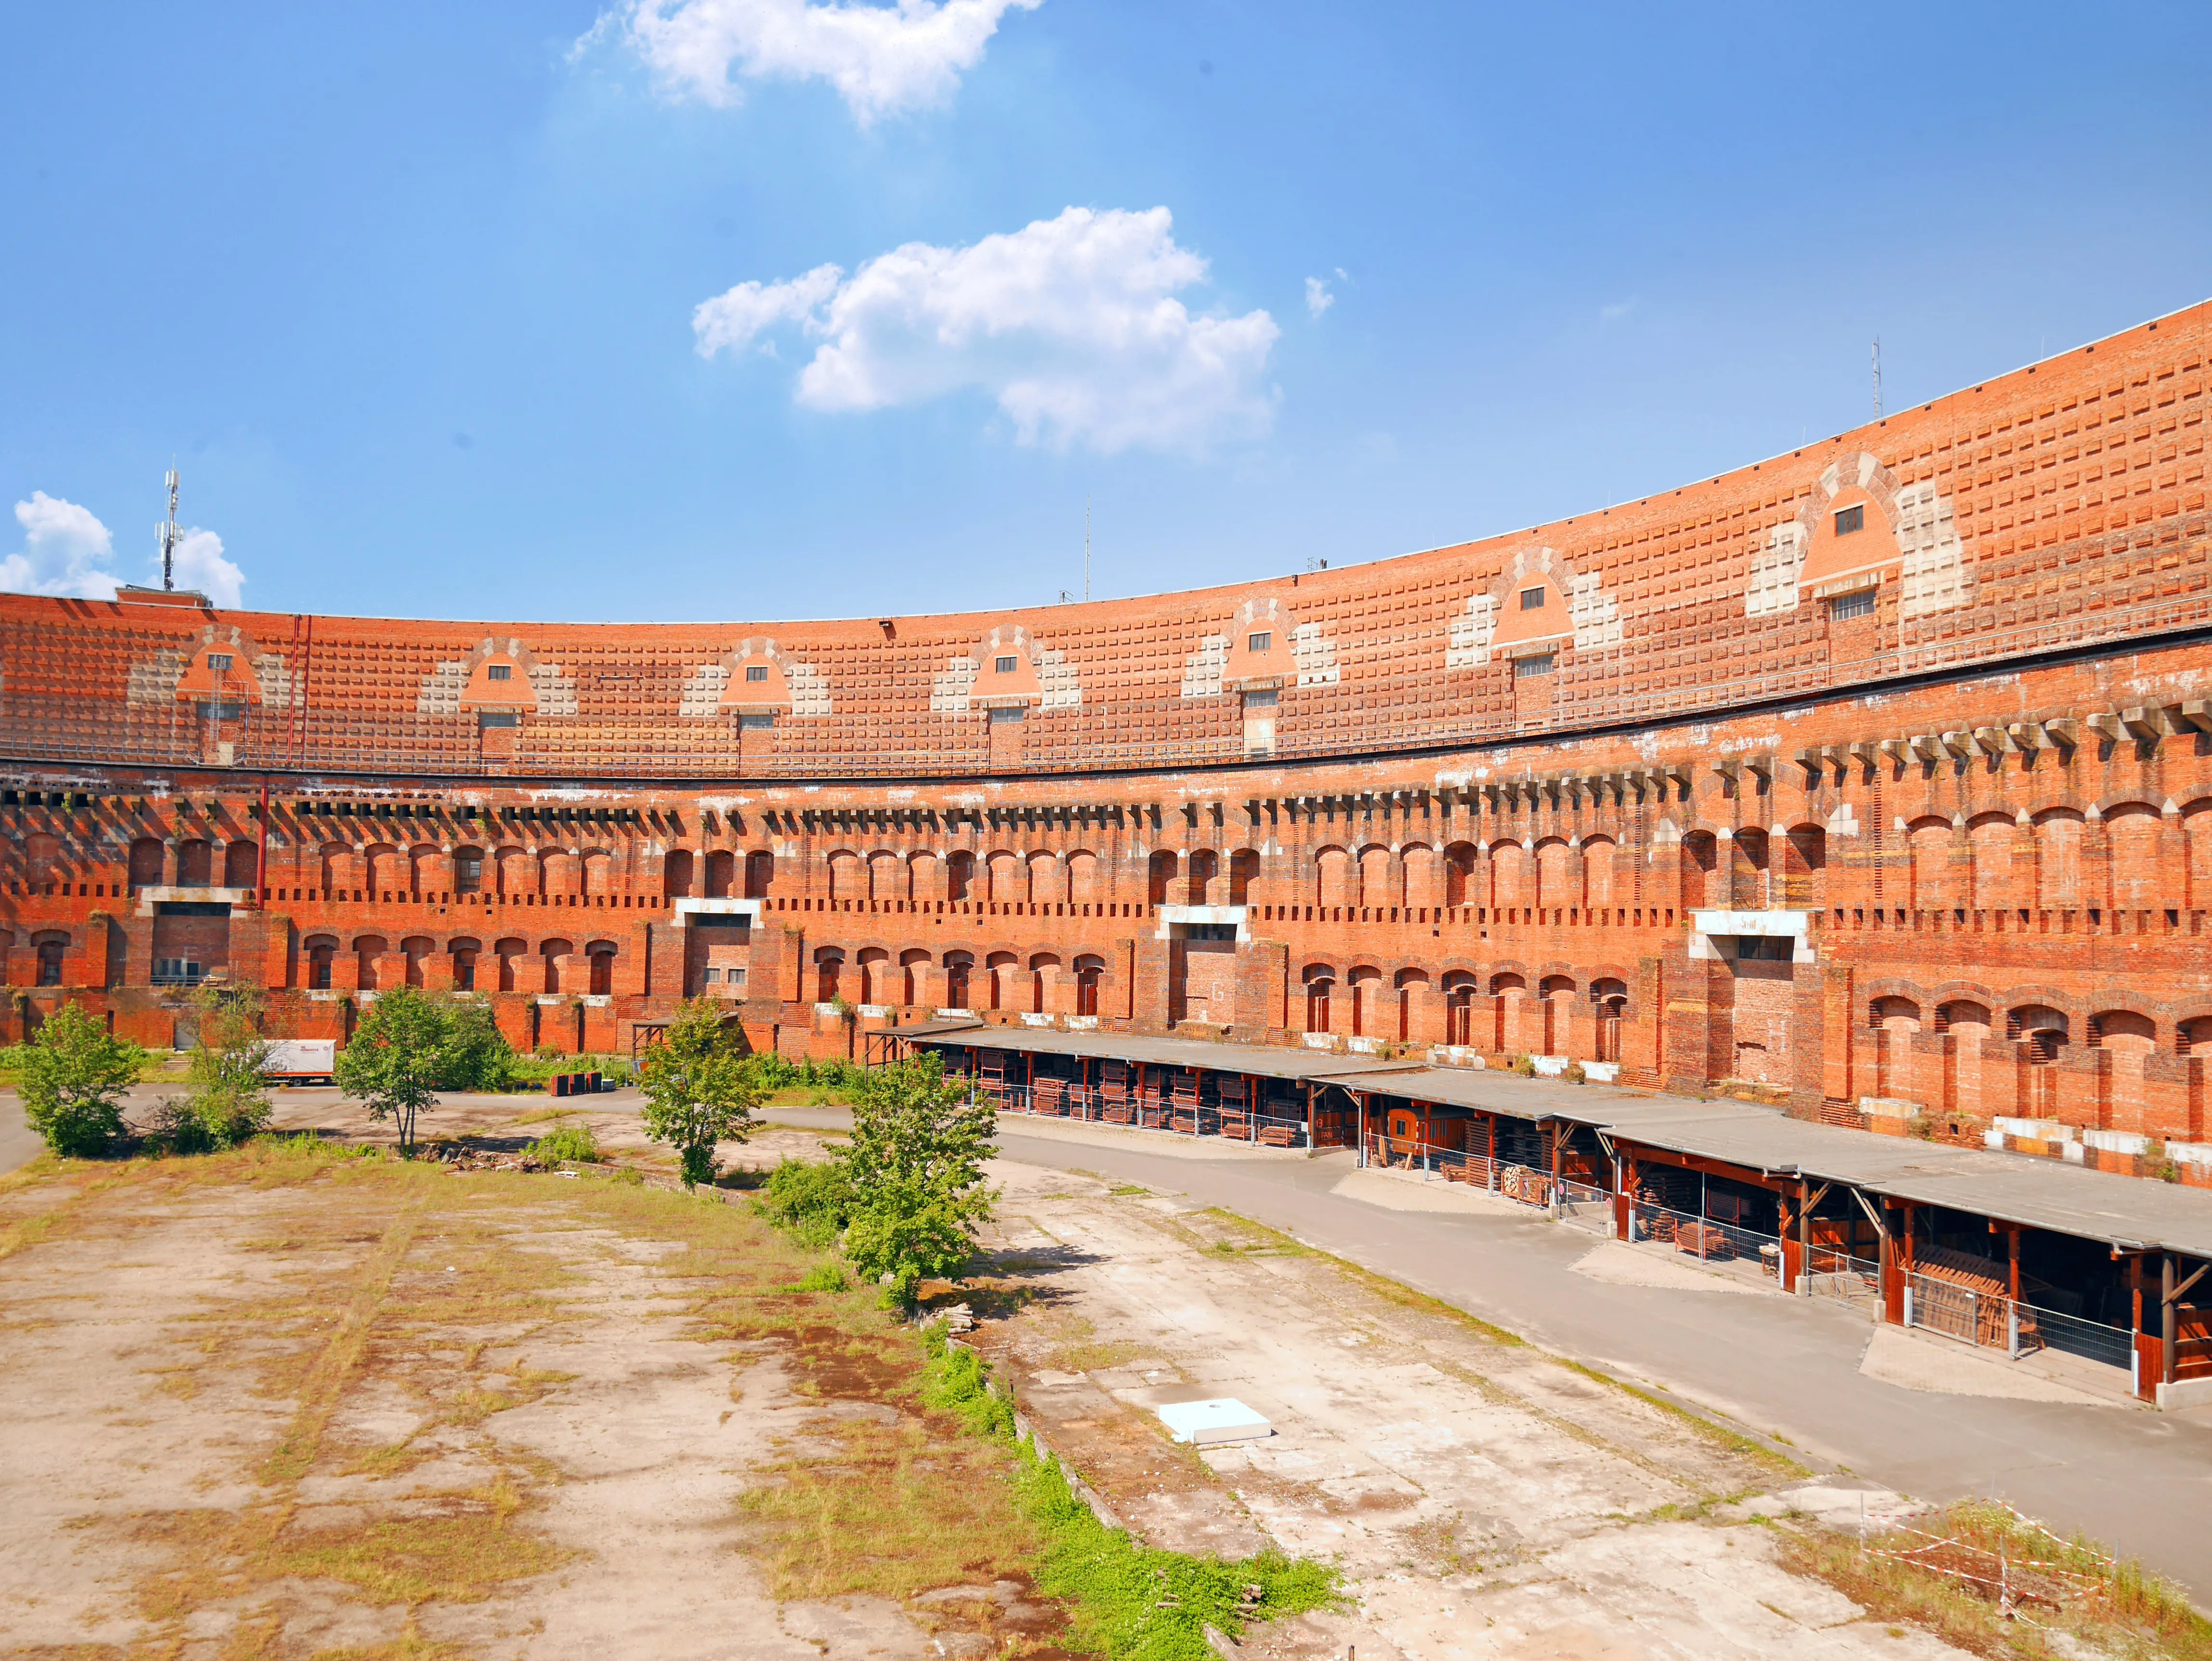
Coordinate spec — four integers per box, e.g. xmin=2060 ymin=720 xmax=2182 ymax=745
xmin=2 ymin=303 xmax=2209 ymax=1160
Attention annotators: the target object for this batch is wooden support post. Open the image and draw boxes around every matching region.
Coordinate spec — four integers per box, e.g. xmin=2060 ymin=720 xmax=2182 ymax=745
xmin=1548 ymin=1117 xmax=1562 ymax=1219
xmin=1616 ymin=1148 xmax=1634 ymax=1240
xmin=2165 ymin=1253 xmax=2178 ymax=1389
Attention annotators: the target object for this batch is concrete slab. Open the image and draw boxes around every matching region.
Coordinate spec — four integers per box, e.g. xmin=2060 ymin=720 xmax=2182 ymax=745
xmin=1155 ymin=1398 xmax=1273 ymax=1446
xmin=1859 ymin=1325 xmax=2110 ymax=1406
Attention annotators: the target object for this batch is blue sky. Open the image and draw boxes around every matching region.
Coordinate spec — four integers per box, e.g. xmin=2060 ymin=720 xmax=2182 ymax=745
xmin=4 ymin=1 xmax=2209 ymax=622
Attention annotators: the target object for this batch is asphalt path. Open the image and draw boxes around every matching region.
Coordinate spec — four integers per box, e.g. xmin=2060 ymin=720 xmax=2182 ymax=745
xmin=765 ymin=1105 xmax=2212 ymax=1601
xmin=4 ymin=1091 xmax=2206 ymax=1599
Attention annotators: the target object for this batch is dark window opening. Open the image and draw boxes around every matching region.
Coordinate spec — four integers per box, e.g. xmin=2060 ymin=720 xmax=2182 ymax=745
xmin=1513 ymin=653 xmax=1556 ymax=678
xmin=1519 ymin=586 xmax=1545 ymax=610
xmin=1834 ymin=504 xmax=1864 ymax=536
xmin=206 ymin=653 xmax=233 ymax=672
xmin=454 ymin=851 xmax=483 ymax=893
xmin=1185 ymin=922 xmax=1238 ymax=942
xmin=486 ymin=663 xmax=513 ymax=682
xmin=1828 ymin=588 xmax=1877 ymax=622
xmin=994 ymin=655 xmax=1018 ymax=673
xmin=1247 ymin=632 xmax=1271 ymax=653
xmin=479 ymin=712 xmax=519 ymax=729
xmin=745 ymin=664 xmax=768 ymax=682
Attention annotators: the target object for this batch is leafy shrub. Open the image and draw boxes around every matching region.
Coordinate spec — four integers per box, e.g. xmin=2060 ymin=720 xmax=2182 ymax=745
xmin=435 ymin=1000 xmax=515 ymax=1092
xmin=1564 ymin=1061 xmax=1587 ymax=1085
xmin=791 ymin=1261 xmax=850 ymax=1293
xmin=19 ymin=1004 xmax=145 ymax=1158
xmin=1511 ymin=1053 xmax=1536 ymax=1078
xmin=756 ymin=1156 xmax=855 ymax=1248
xmin=529 ymin=1123 xmax=601 ymax=1165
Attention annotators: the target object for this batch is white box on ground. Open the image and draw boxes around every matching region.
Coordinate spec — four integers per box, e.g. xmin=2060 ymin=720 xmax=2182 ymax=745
xmin=1155 ymin=1398 xmax=1272 ymax=1446
xmin=265 ymin=1039 xmax=337 ymax=1081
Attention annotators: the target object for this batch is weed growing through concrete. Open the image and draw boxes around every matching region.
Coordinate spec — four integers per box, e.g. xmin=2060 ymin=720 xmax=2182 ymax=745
xmin=919 ymin=1330 xmax=1345 ymax=1661
xmin=1778 ymin=1499 xmax=2212 ymax=1660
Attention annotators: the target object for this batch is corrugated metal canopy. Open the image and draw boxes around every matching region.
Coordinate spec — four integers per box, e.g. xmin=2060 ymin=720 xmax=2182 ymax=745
xmin=911 ymin=1030 xmax=2212 ymax=1259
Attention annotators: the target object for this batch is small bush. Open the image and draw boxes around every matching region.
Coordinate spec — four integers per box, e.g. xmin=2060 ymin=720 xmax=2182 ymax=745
xmin=529 ymin=1124 xmax=601 ymax=1165
xmin=791 ymin=1262 xmax=850 ymax=1293
xmin=1511 ymin=1053 xmax=1536 ymax=1078
xmin=19 ymin=1004 xmax=146 ymax=1158
xmin=756 ymin=1156 xmax=855 ymax=1248
xmin=1564 ymin=1061 xmax=1587 ymax=1085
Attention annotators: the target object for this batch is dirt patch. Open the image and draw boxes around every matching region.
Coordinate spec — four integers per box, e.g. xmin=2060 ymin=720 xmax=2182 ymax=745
xmin=0 ymin=1143 xmax=1064 ymax=1660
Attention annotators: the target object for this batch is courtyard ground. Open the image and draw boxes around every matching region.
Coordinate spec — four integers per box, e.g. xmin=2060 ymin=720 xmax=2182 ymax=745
xmin=0 ymin=1092 xmax=2201 ymax=1659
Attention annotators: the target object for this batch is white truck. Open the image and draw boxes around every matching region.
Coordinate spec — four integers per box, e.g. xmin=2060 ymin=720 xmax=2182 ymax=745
xmin=263 ymin=1039 xmax=337 ymax=1084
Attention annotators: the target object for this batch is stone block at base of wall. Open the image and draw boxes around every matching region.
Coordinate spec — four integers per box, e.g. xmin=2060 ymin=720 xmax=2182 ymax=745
xmin=2155 ymin=1377 xmax=2212 ymax=1412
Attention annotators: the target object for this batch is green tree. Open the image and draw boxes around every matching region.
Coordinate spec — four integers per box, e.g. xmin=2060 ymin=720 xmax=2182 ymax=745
xmin=839 ymin=1054 xmax=997 ymax=1304
xmin=637 ymin=1001 xmax=760 ymax=1188
xmin=334 ymin=986 xmax=450 ymax=1153
xmin=434 ymin=998 xmax=515 ymax=1092
xmin=166 ymin=983 xmax=275 ymax=1150
xmin=18 ymin=1003 xmax=145 ymax=1159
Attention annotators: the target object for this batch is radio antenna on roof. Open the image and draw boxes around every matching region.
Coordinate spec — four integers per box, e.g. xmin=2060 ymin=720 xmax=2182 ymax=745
xmin=1871 ymin=337 xmax=1883 ymax=420
xmin=1083 ymin=496 xmax=1091 ymax=603
xmin=158 ymin=468 xmax=181 ymax=591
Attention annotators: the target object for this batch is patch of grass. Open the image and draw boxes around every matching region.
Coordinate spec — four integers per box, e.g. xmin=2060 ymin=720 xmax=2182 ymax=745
xmin=1107 ymin=1184 xmax=1150 ymax=1197
xmin=1558 ymin=1360 xmax=1809 ymax=1481
xmin=267 ymin=1487 xmax=572 ymax=1605
xmin=922 ymin=1329 xmax=1344 ymax=1661
xmin=1779 ymin=1499 xmax=2212 ymax=1660
xmin=740 ymin=1414 xmax=1041 ymax=1601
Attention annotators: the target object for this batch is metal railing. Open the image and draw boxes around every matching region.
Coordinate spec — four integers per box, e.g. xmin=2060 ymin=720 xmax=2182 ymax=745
xmin=1901 ymin=1271 xmax=2134 ymax=1371
xmin=1627 ymin=1199 xmax=1786 ymax=1280
xmin=970 ymin=1079 xmax=1311 ymax=1148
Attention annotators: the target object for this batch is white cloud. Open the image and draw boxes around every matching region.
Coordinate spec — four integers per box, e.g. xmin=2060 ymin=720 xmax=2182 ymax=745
xmin=1600 ymin=299 xmax=1636 ymax=323
xmin=695 ymin=205 xmax=1280 ymax=455
xmin=168 ymin=527 xmax=245 ymax=608
xmin=614 ymin=0 xmax=1040 ymax=124
xmin=1304 ymin=275 xmax=1334 ymax=319
xmin=694 ymin=263 xmax=845 ymax=357
xmin=3 ymin=492 xmax=120 ymax=599
xmin=3 ymin=491 xmax=245 ymax=607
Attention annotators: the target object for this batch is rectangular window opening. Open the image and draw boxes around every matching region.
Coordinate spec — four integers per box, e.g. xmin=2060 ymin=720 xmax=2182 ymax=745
xmin=1828 ymin=589 xmax=1877 ymax=622
xmin=994 ymin=655 xmax=1018 ymax=673
xmin=1247 ymin=632 xmax=1271 ymax=653
xmin=1834 ymin=504 xmax=1865 ymax=535
xmin=486 ymin=663 xmax=513 ymax=682
xmin=744 ymin=664 xmax=768 ymax=682
xmin=1519 ymin=587 xmax=1546 ymax=610
xmin=1513 ymin=653 xmax=1556 ymax=678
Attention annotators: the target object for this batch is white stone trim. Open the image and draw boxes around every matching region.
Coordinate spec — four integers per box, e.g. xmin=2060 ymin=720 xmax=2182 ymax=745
xmin=137 ymin=885 xmax=250 ymax=918
xmin=1156 ymin=903 xmax=1251 ymax=943
xmin=672 ymin=898 xmax=763 ymax=927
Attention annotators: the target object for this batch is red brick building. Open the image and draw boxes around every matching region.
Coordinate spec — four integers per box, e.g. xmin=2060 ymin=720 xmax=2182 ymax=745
xmin=3 ymin=301 xmax=2208 ymax=1164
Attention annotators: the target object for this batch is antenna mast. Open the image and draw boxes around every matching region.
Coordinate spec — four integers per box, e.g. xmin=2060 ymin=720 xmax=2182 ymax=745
xmin=158 ymin=469 xmax=181 ymax=591
xmin=1871 ymin=337 xmax=1883 ymax=420
xmin=1083 ymin=497 xmax=1091 ymax=603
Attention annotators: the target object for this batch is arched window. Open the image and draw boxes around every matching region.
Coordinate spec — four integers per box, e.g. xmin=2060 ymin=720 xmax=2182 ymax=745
xmin=1302 ymin=964 xmax=1334 ymax=1033
xmin=664 ymin=849 xmax=695 ymax=898
xmin=943 ymin=950 xmax=973 ymax=1010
